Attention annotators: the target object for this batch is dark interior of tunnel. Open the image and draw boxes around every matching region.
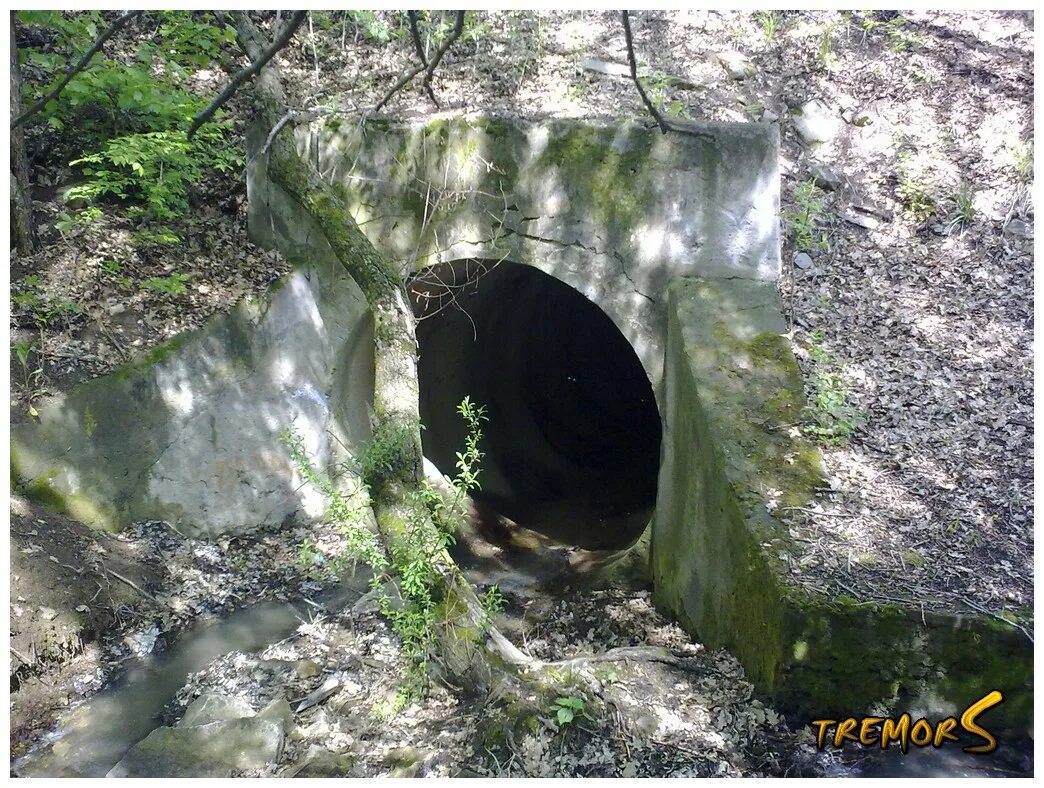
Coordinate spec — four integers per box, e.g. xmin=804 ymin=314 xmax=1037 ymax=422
xmin=408 ymin=259 xmax=662 ymax=551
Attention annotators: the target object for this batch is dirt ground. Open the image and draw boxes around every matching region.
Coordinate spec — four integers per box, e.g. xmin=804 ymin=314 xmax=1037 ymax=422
xmin=9 ymin=495 xmax=167 ymax=753
xmin=8 ymin=9 xmax=1034 ymax=776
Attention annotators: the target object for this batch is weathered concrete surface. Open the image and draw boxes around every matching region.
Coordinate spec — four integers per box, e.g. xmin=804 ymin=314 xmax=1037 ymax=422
xmin=652 ymin=276 xmax=1032 ymax=734
xmin=250 ymin=116 xmax=781 ymax=393
xmin=11 ymin=257 xmax=375 ymax=537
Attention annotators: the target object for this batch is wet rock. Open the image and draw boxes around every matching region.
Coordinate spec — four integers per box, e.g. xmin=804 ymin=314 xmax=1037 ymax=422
xmin=107 ymin=716 xmax=285 ymax=777
xmin=792 ymin=100 xmax=840 ymax=146
xmin=179 ymin=693 xmax=255 ymax=728
xmin=715 ymin=50 xmax=755 ymax=80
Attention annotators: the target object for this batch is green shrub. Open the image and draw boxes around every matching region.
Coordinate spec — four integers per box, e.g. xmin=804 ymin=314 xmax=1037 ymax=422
xmin=786 ymin=180 xmax=829 ymax=251
xmin=802 ymin=334 xmax=864 ymax=446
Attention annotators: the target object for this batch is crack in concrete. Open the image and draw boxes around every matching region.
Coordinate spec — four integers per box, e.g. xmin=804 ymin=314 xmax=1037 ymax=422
xmin=500 ymin=225 xmax=656 ymax=303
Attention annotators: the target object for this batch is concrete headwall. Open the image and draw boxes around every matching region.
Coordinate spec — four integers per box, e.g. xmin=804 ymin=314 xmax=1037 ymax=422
xmin=11 ymin=254 xmax=375 ymax=537
xmin=251 ymin=116 xmax=781 ymax=394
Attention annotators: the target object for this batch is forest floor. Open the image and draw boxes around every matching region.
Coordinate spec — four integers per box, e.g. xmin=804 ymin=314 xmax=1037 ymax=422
xmin=9 ymin=9 xmax=1034 ymax=777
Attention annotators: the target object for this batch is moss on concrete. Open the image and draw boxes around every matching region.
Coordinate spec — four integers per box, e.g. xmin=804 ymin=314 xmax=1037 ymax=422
xmin=14 ymin=473 xmax=119 ymax=532
xmin=652 ymin=276 xmax=1033 ymax=736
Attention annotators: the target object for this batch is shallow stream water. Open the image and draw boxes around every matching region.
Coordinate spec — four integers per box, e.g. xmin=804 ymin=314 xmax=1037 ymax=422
xmin=10 ymin=529 xmax=1032 ymax=779
xmin=11 ymin=582 xmax=364 ymax=778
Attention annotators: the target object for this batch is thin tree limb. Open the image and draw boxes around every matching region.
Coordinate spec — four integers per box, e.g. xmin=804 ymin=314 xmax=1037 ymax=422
xmin=421 ymin=11 xmax=465 ymax=100
xmin=407 ymin=10 xmax=439 ymax=105
xmin=187 ymin=9 xmax=307 ymax=138
xmin=374 ymin=10 xmax=465 ymax=113
xmin=620 ymin=11 xmax=715 ymax=142
xmin=621 ymin=10 xmax=668 ymax=135
xmin=408 ymin=10 xmax=428 ymax=66
xmin=11 ymin=10 xmax=142 ymax=129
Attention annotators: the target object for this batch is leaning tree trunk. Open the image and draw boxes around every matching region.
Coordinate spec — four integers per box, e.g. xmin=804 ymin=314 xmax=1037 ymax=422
xmin=229 ymin=12 xmax=527 ymax=693
xmin=10 ymin=15 xmax=37 ymax=257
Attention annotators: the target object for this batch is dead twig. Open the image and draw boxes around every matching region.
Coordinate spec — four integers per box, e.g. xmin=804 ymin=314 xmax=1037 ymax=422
xmin=962 ymin=598 xmax=1034 ymax=644
xmin=621 ymin=11 xmax=714 ymax=142
xmin=406 ymin=10 xmax=439 ymax=106
xmin=621 ymin=11 xmax=668 ymax=134
xmin=105 ymin=567 xmax=164 ymax=606
xmin=375 ymin=10 xmax=465 ymax=112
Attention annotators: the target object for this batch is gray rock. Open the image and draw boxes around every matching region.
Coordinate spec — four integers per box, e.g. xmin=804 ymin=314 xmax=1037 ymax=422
xmin=808 ymin=162 xmax=842 ymax=191
xmin=386 ymin=746 xmax=423 ymax=778
xmin=291 ymin=748 xmax=358 ymax=778
xmin=1004 ymin=218 xmax=1034 ymax=238
xmin=762 ymin=109 xmax=779 ymax=123
xmin=107 ymin=716 xmax=285 ymax=777
xmin=793 ymin=252 xmax=814 ymax=270
xmin=179 ymin=693 xmax=255 ymax=728
xmin=295 ymin=658 xmax=322 ymax=679
xmin=841 ymin=210 xmax=879 ymax=230
xmin=716 ymin=50 xmax=756 ymax=80
xmin=792 ymin=100 xmax=840 ymax=146
xmin=107 ymin=303 xmax=126 ymax=316
xmin=257 ymin=698 xmax=294 ymax=730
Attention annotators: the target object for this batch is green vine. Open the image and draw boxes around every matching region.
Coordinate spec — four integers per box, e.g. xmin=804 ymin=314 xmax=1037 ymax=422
xmin=280 ymin=396 xmax=501 ymax=697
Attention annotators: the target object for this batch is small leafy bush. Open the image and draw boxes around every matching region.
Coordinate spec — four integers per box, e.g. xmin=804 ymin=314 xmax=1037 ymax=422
xmin=66 ymin=124 xmax=240 ymax=221
xmin=282 ymin=397 xmax=492 ymax=695
xmin=786 ymin=180 xmax=829 ymax=251
xmin=552 ymin=696 xmax=594 ymax=727
xmin=18 ymin=11 xmax=242 ymax=222
xmin=802 ymin=333 xmax=864 ymax=446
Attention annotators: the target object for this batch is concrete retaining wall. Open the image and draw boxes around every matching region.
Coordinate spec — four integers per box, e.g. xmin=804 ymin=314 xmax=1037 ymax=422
xmin=653 ymin=277 xmax=1033 ymax=733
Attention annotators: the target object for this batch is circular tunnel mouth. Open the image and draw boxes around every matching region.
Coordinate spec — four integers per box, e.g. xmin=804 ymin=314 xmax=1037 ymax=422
xmin=409 ymin=259 xmax=662 ymax=551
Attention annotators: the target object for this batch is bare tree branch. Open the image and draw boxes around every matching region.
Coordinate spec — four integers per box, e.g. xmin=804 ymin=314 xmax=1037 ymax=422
xmin=621 ymin=11 xmax=714 ymax=142
xmin=375 ymin=10 xmax=465 ymax=113
xmin=407 ymin=10 xmax=428 ymax=66
xmin=11 ymin=10 xmax=142 ymax=129
xmin=407 ymin=10 xmax=439 ymax=105
xmin=421 ymin=11 xmax=465 ymax=101
xmin=186 ymin=10 xmax=307 ymax=139
xmin=621 ymin=10 xmax=668 ymax=135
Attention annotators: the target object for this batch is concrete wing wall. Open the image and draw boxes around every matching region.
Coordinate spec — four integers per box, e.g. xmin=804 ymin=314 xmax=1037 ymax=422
xmin=11 ymin=256 xmax=375 ymax=537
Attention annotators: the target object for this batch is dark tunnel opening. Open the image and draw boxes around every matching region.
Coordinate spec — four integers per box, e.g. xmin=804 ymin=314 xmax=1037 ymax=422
xmin=408 ymin=260 xmax=662 ymax=551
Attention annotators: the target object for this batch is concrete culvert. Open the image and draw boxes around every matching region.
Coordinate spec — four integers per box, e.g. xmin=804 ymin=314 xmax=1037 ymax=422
xmin=409 ymin=260 xmax=662 ymax=550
